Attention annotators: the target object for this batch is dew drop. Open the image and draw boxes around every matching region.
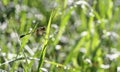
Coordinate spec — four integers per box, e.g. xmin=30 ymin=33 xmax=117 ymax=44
xmin=64 ymin=66 xmax=67 ymax=70
xmin=56 ymin=65 xmax=59 ymax=67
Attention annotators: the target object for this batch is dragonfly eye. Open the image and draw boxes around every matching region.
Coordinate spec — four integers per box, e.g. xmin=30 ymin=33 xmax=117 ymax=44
xmin=40 ymin=27 xmax=45 ymax=30
xmin=36 ymin=27 xmax=46 ymax=36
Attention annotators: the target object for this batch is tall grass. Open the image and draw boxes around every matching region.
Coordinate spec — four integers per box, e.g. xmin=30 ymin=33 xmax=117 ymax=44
xmin=37 ymin=9 xmax=57 ymax=72
xmin=0 ymin=0 xmax=120 ymax=72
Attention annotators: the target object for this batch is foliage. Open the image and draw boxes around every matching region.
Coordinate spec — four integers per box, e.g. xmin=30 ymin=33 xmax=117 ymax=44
xmin=0 ymin=0 xmax=120 ymax=72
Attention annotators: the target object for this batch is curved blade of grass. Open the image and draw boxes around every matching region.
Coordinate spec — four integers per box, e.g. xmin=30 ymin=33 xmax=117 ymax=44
xmin=37 ymin=9 xmax=56 ymax=72
xmin=64 ymin=36 xmax=86 ymax=64
xmin=14 ymin=23 xmax=38 ymax=72
xmin=53 ymin=7 xmax=74 ymax=46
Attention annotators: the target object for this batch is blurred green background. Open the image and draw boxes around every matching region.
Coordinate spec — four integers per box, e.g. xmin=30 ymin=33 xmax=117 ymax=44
xmin=0 ymin=0 xmax=120 ymax=72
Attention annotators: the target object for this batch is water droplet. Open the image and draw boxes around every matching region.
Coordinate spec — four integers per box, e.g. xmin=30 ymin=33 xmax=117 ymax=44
xmin=64 ymin=66 xmax=67 ymax=69
xmin=56 ymin=65 xmax=59 ymax=67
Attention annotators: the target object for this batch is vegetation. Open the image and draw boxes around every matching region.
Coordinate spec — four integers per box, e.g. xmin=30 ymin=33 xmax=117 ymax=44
xmin=0 ymin=0 xmax=120 ymax=72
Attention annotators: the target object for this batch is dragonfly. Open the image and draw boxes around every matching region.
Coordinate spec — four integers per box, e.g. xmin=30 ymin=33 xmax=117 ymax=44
xmin=20 ymin=26 xmax=46 ymax=38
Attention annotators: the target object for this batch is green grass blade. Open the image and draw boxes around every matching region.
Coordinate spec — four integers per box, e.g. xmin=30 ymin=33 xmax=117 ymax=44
xmin=54 ymin=7 xmax=74 ymax=46
xmin=37 ymin=9 xmax=56 ymax=72
xmin=64 ymin=36 xmax=86 ymax=64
